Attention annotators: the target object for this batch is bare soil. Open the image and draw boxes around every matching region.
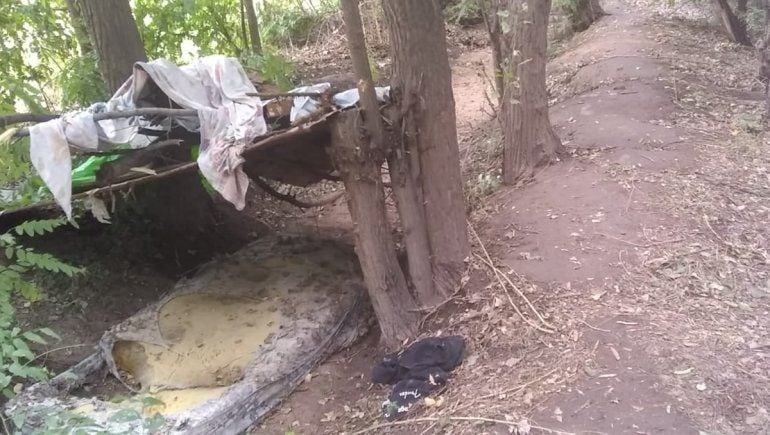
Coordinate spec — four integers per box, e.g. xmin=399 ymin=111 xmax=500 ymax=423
xmin=14 ymin=0 xmax=770 ymax=434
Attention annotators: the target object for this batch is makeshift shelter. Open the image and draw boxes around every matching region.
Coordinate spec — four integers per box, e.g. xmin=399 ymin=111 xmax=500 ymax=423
xmin=1 ymin=56 xmax=386 ymax=433
xmin=2 ymin=55 xmax=388 ymax=220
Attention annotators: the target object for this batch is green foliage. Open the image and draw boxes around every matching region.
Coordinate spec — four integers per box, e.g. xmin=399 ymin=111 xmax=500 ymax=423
xmin=0 ymin=218 xmax=83 ymax=399
xmin=444 ymin=0 xmax=483 ymax=26
xmin=242 ymin=51 xmax=298 ymax=91
xmin=13 ymin=394 xmax=166 ymax=434
xmin=259 ymin=0 xmax=339 ymax=47
xmin=133 ymin=0 xmax=247 ymax=60
xmin=554 ymin=0 xmax=580 ymax=24
xmin=58 ymin=53 xmax=110 ymax=109
xmin=0 ymin=0 xmax=103 ymax=113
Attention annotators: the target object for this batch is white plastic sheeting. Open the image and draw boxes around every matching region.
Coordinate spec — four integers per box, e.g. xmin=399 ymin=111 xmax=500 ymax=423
xmin=26 ymin=56 xmax=389 ymax=218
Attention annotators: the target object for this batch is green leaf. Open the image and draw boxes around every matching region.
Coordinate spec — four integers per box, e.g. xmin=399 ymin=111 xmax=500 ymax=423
xmin=11 ymin=411 xmax=26 ymax=429
xmin=17 ymin=281 xmax=43 ymax=302
xmin=22 ymin=331 xmax=47 ymax=345
xmin=11 ymin=338 xmax=34 ymax=360
xmin=39 ymin=327 xmax=61 ymax=340
xmin=108 ymin=408 xmax=141 ymax=423
xmin=7 ymin=362 xmax=28 ymax=377
xmin=0 ymin=373 xmax=11 ymax=389
xmin=142 ymin=413 xmax=166 ymax=431
xmin=4 ymin=247 xmax=13 ymax=259
xmin=141 ymin=396 xmax=165 ymax=408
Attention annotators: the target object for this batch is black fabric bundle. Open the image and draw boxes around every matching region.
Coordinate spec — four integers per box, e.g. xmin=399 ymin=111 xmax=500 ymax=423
xmin=371 ymin=336 xmax=465 ymax=420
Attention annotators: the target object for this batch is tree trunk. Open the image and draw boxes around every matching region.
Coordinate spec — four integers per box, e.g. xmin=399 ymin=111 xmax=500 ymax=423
xmin=65 ymin=0 xmax=92 ymax=55
xmin=383 ymin=0 xmax=470 ymax=298
xmin=243 ymin=0 xmax=263 ymax=55
xmin=737 ymin=0 xmax=749 ymax=15
xmin=341 ymin=0 xmax=439 ymax=308
xmin=712 ymin=0 xmax=753 ymax=46
xmin=329 ymin=110 xmax=420 ymax=350
xmin=481 ymin=0 xmax=505 ymax=99
xmin=80 ymin=0 xmax=147 ymax=93
xmin=759 ymin=0 xmax=770 ymax=119
xmin=499 ymin=0 xmax=562 ymax=185
xmin=571 ymin=0 xmax=606 ymax=32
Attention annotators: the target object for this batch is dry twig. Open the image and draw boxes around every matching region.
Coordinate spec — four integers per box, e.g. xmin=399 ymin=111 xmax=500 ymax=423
xmin=468 ymin=222 xmax=556 ymax=334
xmin=351 ymin=415 xmax=576 ymax=435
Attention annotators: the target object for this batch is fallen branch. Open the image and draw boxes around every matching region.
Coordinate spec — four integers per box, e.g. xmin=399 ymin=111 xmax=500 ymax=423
xmin=11 ymin=108 xmax=199 ymax=137
xmin=468 ymin=222 xmax=556 ymax=334
xmin=456 ymin=367 xmax=559 ymax=408
xmin=351 ymin=416 xmax=576 ymax=435
xmin=0 ymin=113 xmax=60 ymax=129
xmin=247 ymin=91 xmax=327 ymax=99
xmin=251 ymin=176 xmax=344 ymax=208
xmin=594 ymin=232 xmax=683 ymax=248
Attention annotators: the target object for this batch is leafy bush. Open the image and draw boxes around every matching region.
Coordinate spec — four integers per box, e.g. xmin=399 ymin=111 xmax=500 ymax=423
xmin=11 ymin=395 xmax=166 ymax=434
xmin=259 ymin=0 xmax=339 ymax=47
xmin=0 ymin=218 xmax=83 ymax=399
xmin=58 ymin=53 xmax=109 ymax=109
xmin=444 ymin=0 xmax=484 ymax=26
xmin=241 ymin=51 xmax=298 ymax=91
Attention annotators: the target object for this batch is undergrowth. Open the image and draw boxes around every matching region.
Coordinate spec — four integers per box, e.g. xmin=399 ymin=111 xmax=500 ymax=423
xmin=0 ymin=219 xmax=82 ymax=402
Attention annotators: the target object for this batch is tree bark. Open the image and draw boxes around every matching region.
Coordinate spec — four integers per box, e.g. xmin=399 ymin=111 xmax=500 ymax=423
xmin=65 ymin=0 xmax=92 ymax=55
xmin=243 ymin=0 xmax=263 ymax=55
xmin=737 ymin=0 xmax=749 ymax=15
xmin=499 ymin=0 xmax=562 ymax=185
xmin=758 ymin=0 xmax=770 ymax=119
xmin=712 ymin=0 xmax=753 ymax=46
xmin=329 ymin=110 xmax=420 ymax=350
xmin=341 ymin=0 xmax=439 ymax=308
xmin=80 ymin=0 xmax=147 ymax=93
xmin=481 ymin=0 xmax=505 ymax=99
xmin=383 ymin=0 xmax=470 ymax=298
xmin=570 ymin=0 xmax=606 ymax=32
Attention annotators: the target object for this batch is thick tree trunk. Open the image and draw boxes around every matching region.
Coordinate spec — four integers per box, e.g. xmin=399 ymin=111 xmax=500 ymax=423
xmin=712 ymin=0 xmax=753 ymax=46
xmin=243 ymin=0 xmax=263 ymax=55
xmin=341 ymin=0 xmax=439 ymax=308
xmin=80 ymin=0 xmax=147 ymax=93
xmin=329 ymin=110 xmax=420 ymax=349
xmin=65 ymin=0 xmax=92 ymax=55
xmin=500 ymin=0 xmax=562 ymax=185
xmin=383 ymin=0 xmax=470 ymax=298
xmin=571 ymin=0 xmax=606 ymax=32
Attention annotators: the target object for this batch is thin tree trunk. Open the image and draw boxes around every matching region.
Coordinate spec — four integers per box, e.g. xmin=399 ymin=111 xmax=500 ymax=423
xmin=65 ymin=0 xmax=92 ymax=55
xmin=712 ymin=0 xmax=753 ymax=46
xmin=80 ymin=0 xmax=147 ymax=93
xmin=481 ymin=0 xmax=504 ymax=99
xmin=383 ymin=0 xmax=470 ymax=298
xmin=341 ymin=0 xmax=439 ymax=308
xmin=243 ymin=0 xmax=263 ymax=54
xmin=758 ymin=0 xmax=770 ymax=119
xmin=329 ymin=110 xmax=420 ymax=350
xmin=240 ymin=0 xmax=249 ymax=51
xmin=500 ymin=0 xmax=562 ymax=185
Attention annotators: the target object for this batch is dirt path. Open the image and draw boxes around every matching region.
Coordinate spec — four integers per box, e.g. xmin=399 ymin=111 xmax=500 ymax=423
xmin=483 ymin=1 xmax=770 ymax=434
xmin=259 ymin=1 xmax=770 ymax=432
